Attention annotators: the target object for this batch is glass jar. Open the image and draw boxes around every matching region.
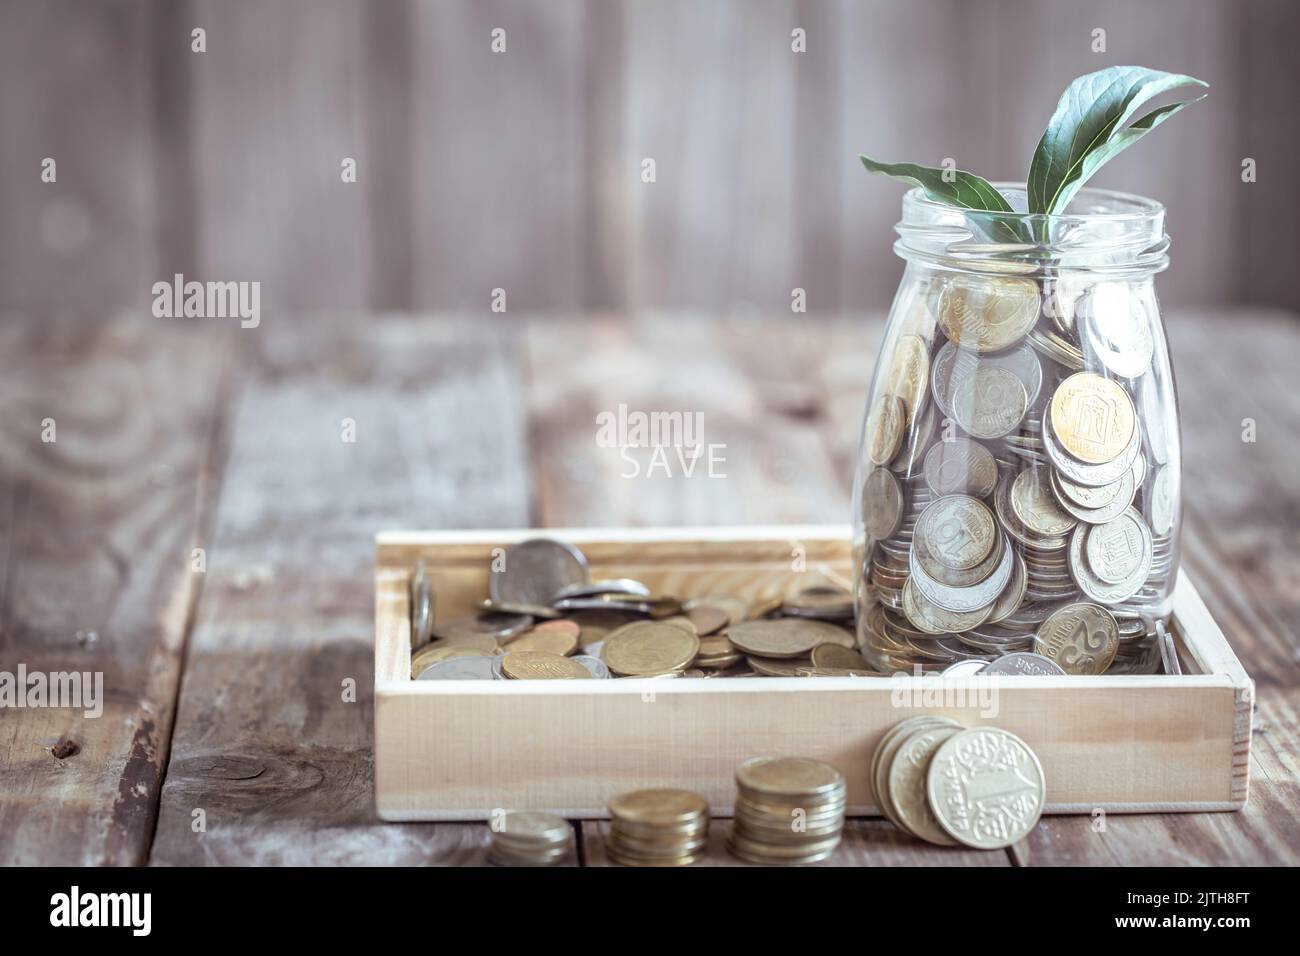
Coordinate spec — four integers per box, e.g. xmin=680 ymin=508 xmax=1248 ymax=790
xmin=852 ymin=185 xmax=1181 ymax=676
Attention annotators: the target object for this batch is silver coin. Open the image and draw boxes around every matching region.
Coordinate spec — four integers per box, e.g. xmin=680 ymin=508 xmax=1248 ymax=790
xmin=1050 ymin=465 xmax=1136 ymax=525
xmin=1051 ymin=467 xmax=1123 ymax=510
xmin=1078 ymin=283 xmax=1154 ymax=380
xmin=1085 ymin=509 xmax=1155 ymax=586
xmin=570 ymin=655 xmax=611 ymax=679
xmin=409 ymin=561 xmax=434 ymax=649
xmin=582 ymin=640 xmax=604 ymax=660
xmin=941 ymin=659 xmax=989 ymax=677
xmin=1067 ymin=509 xmax=1152 ymax=604
xmin=1150 ymin=465 xmax=1178 ymax=536
xmin=923 ymin=437 xmax=998 ymax=498
xmin=863 ymin=466 xmax=905 ymax=540
xmin=490 ymin=656 xmax=507 ymax=679
xmin=931 ymin=340 xmax=1044 ymax=419
xmin=985 ymin=551 xmax=1027 ymax=624
xmin=416 ymin=656 xmax=497 ymax=680
xmin=909 ymin=532 xmax=1013 ymax=613
xmin=981 ymin=651 xmax=1067 ymax=676
xmin=552 ymin=578 xmax=651 ymax=600
xmin=951 ymin=366 xmax=1028 ymax=440
xmin=490 ymin=538 xmax=590 ymax=606
xmin=890 ymin=399 xmax=938 ymax=476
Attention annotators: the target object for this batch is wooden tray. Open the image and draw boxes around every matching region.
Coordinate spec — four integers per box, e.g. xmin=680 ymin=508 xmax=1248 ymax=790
xmin=373 ymin=525 xmax=1253 ymax=821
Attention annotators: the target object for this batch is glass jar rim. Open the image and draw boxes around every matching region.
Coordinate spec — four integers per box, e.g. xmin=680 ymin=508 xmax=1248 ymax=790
xmin=896 ymin=182 xmax=1169 ymax=275
xmin=903 ymin=182 xmax=1166 ymax=225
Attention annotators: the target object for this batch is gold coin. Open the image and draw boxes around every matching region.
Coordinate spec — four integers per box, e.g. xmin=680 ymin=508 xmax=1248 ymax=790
xmin=883 ymin=334 xmax=930 ymax=424
xmin=500 ymin=650 xmax=592 ymax=680
xmin=746 ymin=655 xmax=810 ymax=676
xmin=727 ymin=619 xmax=847 ymax=659
xmin=938 ymin=274 xmax=1040 ymax=353
xmin=735 ymin=756 xmax=844 ymax=799
xmin=685 ymin=604 xmax=730 ymax=636
xmin=810 ymin=643 xmax=869 ymax=670
xmin=1050 ymin=372 xmax=1135 ymax=464
xmin=505 ymin=621 xmax=579 ymax=656
xmin=696 ymin=635 xmax=737 ymax=658
xmin=602 ymin=621 xmax=700 ymax=676
xmin=410 ymin=643 xmax=493 ymax=679
xmin=609 ymin=788 xmax=709 ymax=826
xmin=1034 ymin=602 xmax=1119 ymax=674
xmin=866 ymin=394 xmax=906 ymax=465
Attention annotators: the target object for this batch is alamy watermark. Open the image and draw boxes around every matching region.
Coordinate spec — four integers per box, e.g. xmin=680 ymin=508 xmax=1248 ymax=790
xmin=152 ymin=273 xmax=260 ymax=328
xmin=890 ymin=666 xmax=1000 ymax=718
xmin=0 ymin=664 xmax=103 ymax=718
xmin=595 ymin=403 xmax=726 ymax=479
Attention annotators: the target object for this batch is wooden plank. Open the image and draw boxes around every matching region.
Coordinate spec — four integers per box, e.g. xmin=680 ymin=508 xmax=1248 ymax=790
xmin=186 ymin=0 xmax=371 ymax=311
xmin=410 ymin=0 xmax=587 ymax=311
xmin=0 ymin=318 xmax=234 ymax=865
xmin=0 ymin=1 xmax=159 ymax=318
xmin=148 ymin=316 xmax=531 ymax=864
xmin=580 ymin=818 xmax=1009 ymax=866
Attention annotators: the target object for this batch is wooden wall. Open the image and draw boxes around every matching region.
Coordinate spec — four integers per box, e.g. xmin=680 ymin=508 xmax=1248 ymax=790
xmin=2 ymin=0 xmax=1296 ymax=320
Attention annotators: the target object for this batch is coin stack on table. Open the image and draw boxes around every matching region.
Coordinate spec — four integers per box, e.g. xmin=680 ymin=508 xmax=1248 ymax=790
xmin=606 ymin=789 xmax=711 ymax=866
xmin=871 ymin=717 xmax=1046 ymax=848
xmin=487 ymin=811 xmax=575 ymax=866
xmin=408 ymin=537 xmax=876 ymax=680
xmin=858 ymin=272 xmax=1176 ymax=675
xmin=727 ymin=757 xmax=847 ymax=864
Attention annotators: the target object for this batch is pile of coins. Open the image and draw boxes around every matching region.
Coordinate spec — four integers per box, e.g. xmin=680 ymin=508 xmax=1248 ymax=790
xmin=727 ymin=757 xmax=846 ymax=864
xmin=859 ymin=271 xmax=1177 ymax=675
xmin=607 ymin=789 xmax=710 ymax=866
xmin=871 ymin=717 xmax=1045 ymax=848
xmin=487 ymin=811 xmax=575 ymax=866
xmin=408 ymin=537 xmax=874 ymax=680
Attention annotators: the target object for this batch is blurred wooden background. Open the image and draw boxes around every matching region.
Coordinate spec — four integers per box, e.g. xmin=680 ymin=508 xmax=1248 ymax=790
xmin=2 ymin=0 xmax=1297 ymax=321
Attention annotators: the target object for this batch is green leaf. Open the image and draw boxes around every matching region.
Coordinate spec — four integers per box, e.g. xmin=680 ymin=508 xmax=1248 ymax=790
xmin=1028 ymin=66 xmax=1208 ymax=215
xmin=858 ymin=155 xmax=1014 ymax=213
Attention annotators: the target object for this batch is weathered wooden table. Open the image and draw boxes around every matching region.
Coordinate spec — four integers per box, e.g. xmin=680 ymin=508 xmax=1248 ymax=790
xmin=2 ymin=310 xmax=1296 ymax=866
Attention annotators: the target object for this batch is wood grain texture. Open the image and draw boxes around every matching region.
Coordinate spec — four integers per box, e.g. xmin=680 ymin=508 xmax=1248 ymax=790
xmin=148 ymin=316 xmax=531 ymax=864
xmin=0 ymin=319 xmax=233 ymax=865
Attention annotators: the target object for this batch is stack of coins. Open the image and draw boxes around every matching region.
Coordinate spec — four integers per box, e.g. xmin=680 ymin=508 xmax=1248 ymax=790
xmin=488 ymin=811 xmax=575 ymax=866
xmin=858 ymin=271 xmax=1177 ymax=675
xmin=872 ymin=717 xmax=1046 ymax=848
xmin=728 ymin=757 xmax=846 ymax=865
xmin=607 ymin=789 xmax=709 ymax=866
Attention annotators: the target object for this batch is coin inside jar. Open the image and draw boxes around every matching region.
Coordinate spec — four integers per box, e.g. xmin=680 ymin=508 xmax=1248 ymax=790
xmin=937 ymin=274 xmax=1041 ymax=353
xmin=866 ymin=394 xmax=907 ymax=465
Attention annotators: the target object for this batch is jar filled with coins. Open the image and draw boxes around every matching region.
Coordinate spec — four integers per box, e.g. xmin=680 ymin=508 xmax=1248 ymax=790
xmin=852 ymin=186 xmax=1181 ymax=675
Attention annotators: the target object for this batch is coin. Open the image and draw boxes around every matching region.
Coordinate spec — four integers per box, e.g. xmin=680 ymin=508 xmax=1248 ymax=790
xmin=685 ymin=595 xmax=750 ymax=624
xmin=570 ymin=654 xmax=611 ymax=679
xmin=902 ymin=576 xmax=993 ymax=634
xmin=411 ymin=642 xmax=496 ymax=679
xmin=432 ymin=611 xmax=533 ymax=643
xmin=736 ymin=756 xmax=845 ymax=799
xmin=916 ymin=495 xmax=996 ymax=571
xmin=500 ymin=649 xmax=592 ymax=680
xmin=888 ymin=724 xmax=962 ymax=845
xmin=923 ymin=438 xmax=998 ymax=498
xmin=862 ymin=467 xmax=904 ymax=539
xmin=489 ymin=811 xmax=574 ymax=867
xmin=1150 ymin=465 xmax=1177 ymax=536
xmin=490 ymin=538 xmax=589 ymax=606
xmin=926 ymin=726 xmax=1045 ymax=849
xmin=985 ymin=552 xmax=1027 ymax=624
xmin=866 ymin=394 xmax=907 ymax=466
xmin=1050 ymin=372 xmax=1136 ymax=464
xmin=1079 ymin=283 xmax=1154 ymax=379
xmin=810 ymin=643 xmax=869 ymax=670
xmin=476 ymin=598 xmax=562 ymax=620
xmin=1051 ymin=466 xmax=1123 ymax=510
xmin=883 ymin=333 xmax=931 ymax=425
xmin=951 ymin=367 xmax=1028 ymax=440
xmin=552 ymin=578 xmax=651 ymax=600
xmin=409 ymin=561 xmax=433 ymax=649
xmin=685 ymin=604 xmax=730 ymax=636
xmin=1034 ymin=602 xmax=1120 ymax=675
xmin=601 ymin=620 xmax=700 ymax=676
xmin=783 ymin=585 xmax=854 ymax=620
xmin=981 ymin=651 xmax=1067 ymax=676
xmin=1050 ymin=466 xmax=1135 ymax=525
xmin=506 ymin=620 xmax=580 ymax=656
xmin=941 ymin=660 xmax=989 ymax=677
xmin=727 ymin=619 xmax=845 ymax=659
xmin=1011 ymin=469 xmax=1077 ymax=537
xmin=1043 ymin=401 xmax=1141 ymax=487
xmin=1067 ymin=510 xmax=1152 ymax=605
xmin=931 ymin=341 xmax=1043 ymax=418
xmin=1085 ymin=510 xmax=1152 ymax=585
xmin=937 ymin=274 xmax=1040 ymax=353
xmin=415 ymin=655 xmax=497 ymax=680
